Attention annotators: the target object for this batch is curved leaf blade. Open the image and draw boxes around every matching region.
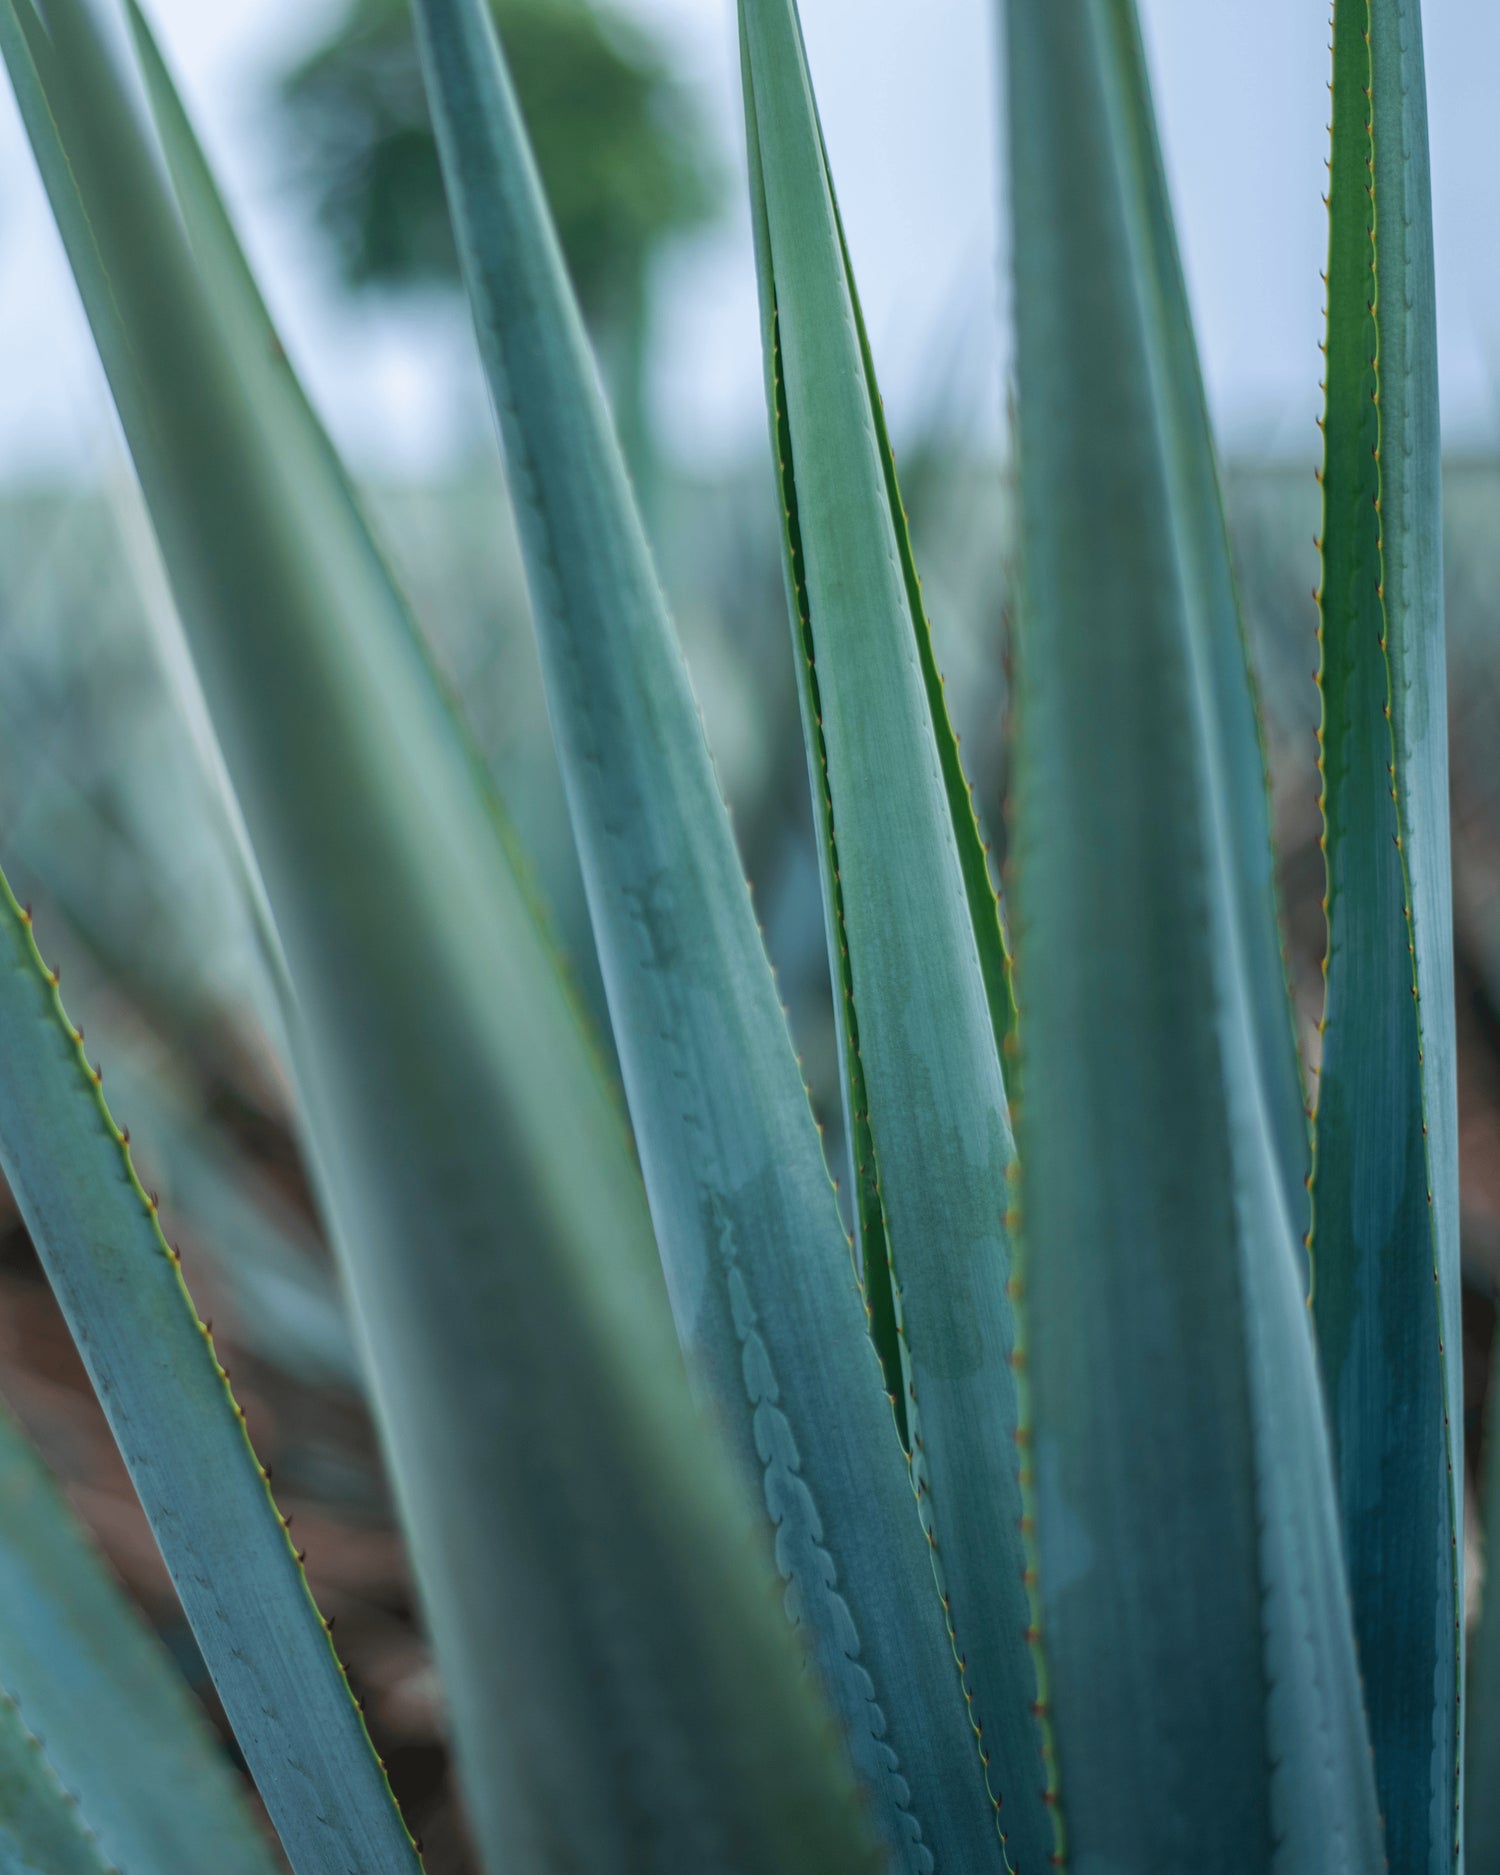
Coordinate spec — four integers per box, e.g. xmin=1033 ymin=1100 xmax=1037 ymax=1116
xmin=1311 ymin=3 xmax=1462 ymax=1863
xmin=1003 ymin=3 xmax=1384 ymax=1866
xmin=740 ymin=3 xmax=1052 ymax=1866
xmin=1 ymin=3 xmax=881 ymax=1868
xmin=410 ymin=0 xmax=999 ymax=1867
xmin=0 ymin=873 xmax=418 ymax=1875
xmin=0 ymin=1397 xmax=282 ymax=1875
xmin=111 ymin=1059 xmax=360 ymax=1391
xmin=0 ymin=1690 xmax=116 ymax=1875
xmin=1102 ymin=9 xmax=1309 ymax=1258
xmin=749 ymin=49 xmax=1020 ymax=1441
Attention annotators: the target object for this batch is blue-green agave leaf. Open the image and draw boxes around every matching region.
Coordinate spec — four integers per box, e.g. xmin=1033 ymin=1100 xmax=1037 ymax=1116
xmin=109 ymin=1058 xmax=360 ymax=1391
xmin=740 ymin=3 xmax=1052 ymax=1866
xmin=1312 ymin=3 xmax=1462 ymax=1864
xmin=0 ymin=1395 xmax=282 ymax=1875
xmin=0 ymin=1686 xmax=117 ymax=1875
xmin=1102 ymin=10 xmax=1309 ymax=1260
xmin=1003 ymin=3 xmax=1385 ymax=1866
xmin=410 ymin=0 xmax=999 ymax=1867
xmin=0 ymin=3 xmax=880 ymax=1868
xmin=0 ymin=597 xmax=287 ymax=1091
xmin=0 ymin=874 xmax=419 ymax=1875
xmin=750 ymin=22 xmax=1020 ymax=1443
xmin=118 ymin=0 xmax=537 ymax=899
xmin=816 ymin=157 xmax=1016 ymax=1081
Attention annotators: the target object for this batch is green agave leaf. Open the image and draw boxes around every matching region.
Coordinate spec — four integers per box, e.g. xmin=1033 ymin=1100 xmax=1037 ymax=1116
xmin=1101 ymin=12 xmax=1309 ymax=1261
xmin=762 ymin=64 xmax=1020 ymax=1444
xmin=1469 ymin=1366 xmax=1500 ymax=1869
xmin=0 ymin=875 xmax=418 ymax=1874
xmin=814 ymin=142 xmax=1017 ymax=1079
xmin=123 ymin=0 xmax=313 ymax=423
xmin=110 ymin=1058 xmax=359 ymax=1391
xmin=740 ymin=2 xmax=1051 ymax=1866
xmin=0 ymin=715 xmax=325 ymax=1389
xmin=0 ymin=1687 xmax=116 ymax=1875
xmin=410 ymin=0 xmax=998 ymax=1867
xmin=107 ymin=468 xmax=301 ymax=1057
xmin=2 ymin=2 xmax=881 ymax=1867
xmin=123 ymin=0 xmax=613 ymax=1104
xmin=1003 ymin=3 xmax=1384 ymax=1867
xmin=0 ymin=620 xmax=285 ymax=1093
xmin=1311 ymin=3 xmax=1462 ymax=1864
xmin=118 ymin=0 xmax=533 ymax=886
xmin=0 ymin=1395 xmax=281 ymax=1875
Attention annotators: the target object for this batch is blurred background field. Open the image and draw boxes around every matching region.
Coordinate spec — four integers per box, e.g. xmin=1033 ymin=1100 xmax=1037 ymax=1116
xmin=2 ymin=1 xmax=1499 ymax=1866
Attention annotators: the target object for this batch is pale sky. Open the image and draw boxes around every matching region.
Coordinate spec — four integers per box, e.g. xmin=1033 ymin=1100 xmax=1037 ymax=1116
xmin=1 ymin=0 xmax=1497 ymax=480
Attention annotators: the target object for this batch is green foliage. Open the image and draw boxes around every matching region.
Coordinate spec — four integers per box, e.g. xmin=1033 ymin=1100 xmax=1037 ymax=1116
xmin=410 ymin=0 xmax=995 ymax=1864
xmin=0 ymin=868 xmax=420 ymax=1873
xmin=1312 ymin=6 xmax=1463 ymax=1867
xmin=280 ymin=0 xmax=717 ymax=324
xmin=0 ymin=0 xmax=1486 ymax=1871
xmin=740 ymin=5 xmax=1049 ymax=1864
xmin=0 ymin=1397 xmax=282 ymax=1875
xmin=2 ymin=1 xmax=871 ymax=1868
xmin=0 ymin=1689 xmax=116 ymax=1875
xmin=280 ymin=0 xmax=720 ymax=483
xmin=1005 ymin=5 xmax=1382 ymax=1865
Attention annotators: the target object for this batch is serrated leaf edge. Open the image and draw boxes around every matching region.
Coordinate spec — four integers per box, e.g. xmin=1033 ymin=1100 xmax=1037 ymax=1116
xmin=1310 ymin=2 xmax=1462 ymax=1851
xmin=0 ymin=870 xmax=423 ymax=1866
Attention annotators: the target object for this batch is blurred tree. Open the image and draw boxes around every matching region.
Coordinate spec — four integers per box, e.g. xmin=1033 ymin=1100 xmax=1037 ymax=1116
xmin=279 ymin=0 xmax=720 ymax=482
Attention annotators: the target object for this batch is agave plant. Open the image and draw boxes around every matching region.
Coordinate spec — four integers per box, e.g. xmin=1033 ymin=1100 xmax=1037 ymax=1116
xmin=0 ymin=0 xmax=1493 ymax=1870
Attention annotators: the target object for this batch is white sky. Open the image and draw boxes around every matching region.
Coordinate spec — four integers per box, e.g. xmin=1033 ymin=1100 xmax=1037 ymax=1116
xmin=1 ymin=0 xmax=1498 ymax=481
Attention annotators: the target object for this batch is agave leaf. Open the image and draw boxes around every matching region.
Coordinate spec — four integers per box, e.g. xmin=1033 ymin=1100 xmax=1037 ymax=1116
xmin=110 ymin=1057 xmax=359 ymax=1391
xmin=0 ymin=600 xmax=286 ymax=1091
xmin=0 ymin=1687 xmax=117 ymax=1875
xmin=1102 ymin=12 xmax=1310 ymax=1258
xmin=1003 ymin=4 xmax=1384 ymax=1866
xmin=120 ymin=0 xmax=426 ymax=651
xmin=410 ymin=0 xmax=999 ymax=1867
xmin=739 ymin=2 xmax=1052 ymax=1865
xmin=1311 ymin=3 xmax=1462 ymax=1862
xmin=118 ymin=0 xmax=536 ymax=892
xmin=757 ymin=56 xmax=1019 ymax=1439
xmin=122 ymin=0 xmax=614 ymax=1095
xmin=0 ymin=875 xmax=418 ymax=1874
xmin=0 ymin=1396 xmax=282 ymax=1875
xmin=814 ymin=139 xmax=1017 ymax=1075
xmin=1 ymin=3 xmax=880 ymax=1868
xmin=107 ymin=467 xmax=300 ymax=1054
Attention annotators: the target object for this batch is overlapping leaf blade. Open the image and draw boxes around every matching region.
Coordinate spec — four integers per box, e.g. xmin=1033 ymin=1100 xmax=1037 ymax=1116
xmin=0 ymin=1687 xmax=116 ymax=1875
xmin=409 ymin=0 xmax=996 ymax=1866
xmin=112 ymin=1058 xmax=360 ymax=1390
xmin=1003 ymin=3 xmax=1384 ymax=1866
xmin=740 ymin=2 xmax=1052 ymax=1865
xmin=0 ymin=871 xmax=417 ymax=1875
xmin=1311 ymin=3 xmax=1462 ymax=1863
xmin=761 ymin=65 xmax=1020 ymax=1439
xmin=0 ymin=1396 xmax=282 ymax=1875
xmin=1103 ymin=10 xmax=1310 ymax=1257
xmin=2 ymin=2 xmax=875 ymax=1868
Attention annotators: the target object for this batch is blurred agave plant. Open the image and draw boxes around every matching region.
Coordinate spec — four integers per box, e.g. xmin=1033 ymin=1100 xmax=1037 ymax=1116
xmin=0 ymin=0 xmax=1492 ymax=1870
